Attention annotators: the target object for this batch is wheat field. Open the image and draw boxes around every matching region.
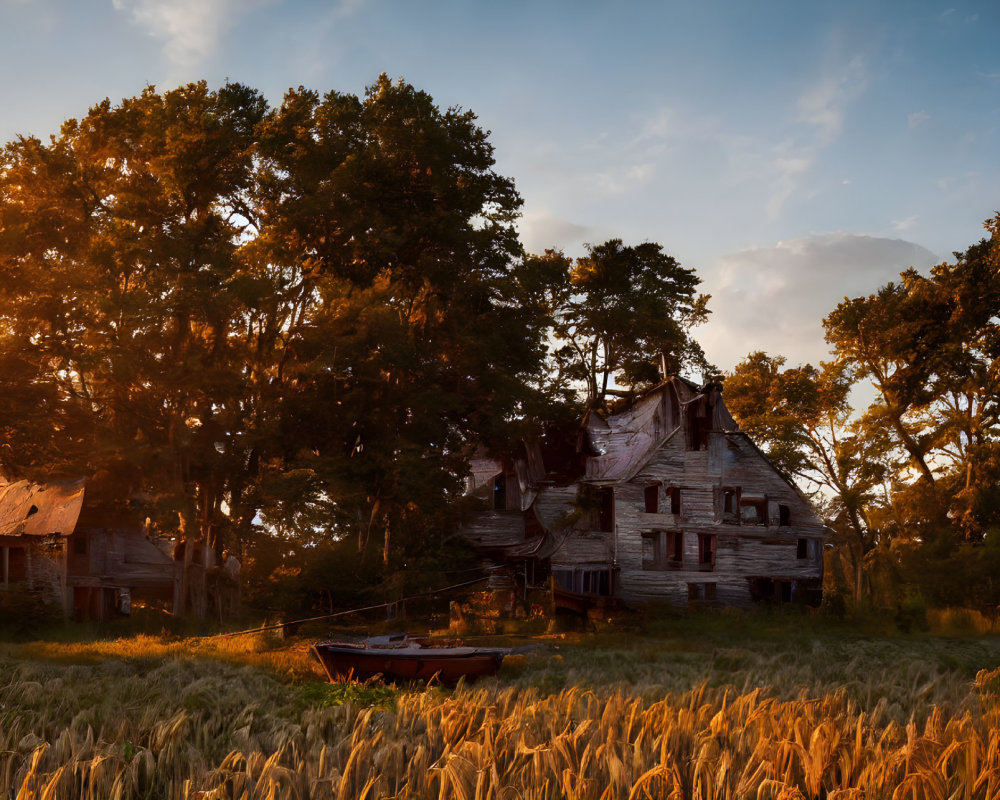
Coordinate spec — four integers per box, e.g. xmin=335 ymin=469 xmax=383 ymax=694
xmin=3 ymin=625 xmax=1000 ymax=799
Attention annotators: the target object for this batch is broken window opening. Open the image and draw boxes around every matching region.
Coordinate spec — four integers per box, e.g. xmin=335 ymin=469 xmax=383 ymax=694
xmin=687 ymin=403 xmax=710 ymax=450
xmin=641 ymin=530 xmax=684 ymax=571
xmin=492 ymin=475 xmax=507 ymax=511
xmin=553 ymin=567 xmax=611 ymax=596
xmin=779 ymin=504 xmax=791 ymax=526
xmin=644 ymin=484 xmax=659 ymax=514
xmin=722 ymin=487 xmax=740 ymax=524
xmin=797 ymin=538 xmax=808 ymax=559
xmin=740 ymin=497 xmax=767 ymax=526
xmin=687 ymin=582 xmax=717 ymax=603
xmin=698 ymin=533 xmax=716 ymax=571
xmin=667 ymin=486 xmax=681 ymax=515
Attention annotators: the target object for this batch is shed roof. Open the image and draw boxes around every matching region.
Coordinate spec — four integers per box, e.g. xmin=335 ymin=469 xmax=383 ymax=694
xmin=0 ymin=478 xmax=86 ymax=538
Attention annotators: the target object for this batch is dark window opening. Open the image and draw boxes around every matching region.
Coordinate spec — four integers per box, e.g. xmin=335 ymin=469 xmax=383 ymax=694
xmin=644 ymin=484 xmax=659 ymax=514
xmin=73 ymin=535 xmax=87 ymax=556
xmin=554 ymin=567 xmax=611 ymax=596
xmin=492 ymin=475 xmax=507 ymax=511
xmin=687 ymin=404 xmax=710 ymax=450
xmin=722 ymin=488 xmax=740 ymax=524
xmin=688 ymin=582 xmax=717 ymax=603
xmin=7 ymin=547 xmax=27 ymax=581
xmin=698 ymin=534 xmax=716 ymax=571
xmin=642 ymin=532 xmax=657 ymax=569
xmin=797 ymin=538 xmax=808 ymax=559
xmin=597 ymin=487 xmax=614 ymax=532
xmin=642 ymin=530 xmax=684 ymax=570
xmin=668 ymin=530 xmax=683 ymax=567
xmin=779 ymin=505 xmax=791 ymax=526
xmin=668 ymin=486 xmax=682 ymax=515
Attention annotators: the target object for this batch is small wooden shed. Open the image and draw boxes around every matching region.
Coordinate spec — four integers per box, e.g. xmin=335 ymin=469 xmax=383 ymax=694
xmin=0 ymin=478 xmax=180 ymax=621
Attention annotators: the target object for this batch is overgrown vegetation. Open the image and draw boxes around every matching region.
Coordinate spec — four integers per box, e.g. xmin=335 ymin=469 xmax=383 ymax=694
xmin=3 ymin=612 xmax=1000 ymax=798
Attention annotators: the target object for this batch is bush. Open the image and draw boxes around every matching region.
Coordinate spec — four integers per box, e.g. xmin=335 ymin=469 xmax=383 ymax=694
xmin=0 ymin=587 xmax=61 ymax=639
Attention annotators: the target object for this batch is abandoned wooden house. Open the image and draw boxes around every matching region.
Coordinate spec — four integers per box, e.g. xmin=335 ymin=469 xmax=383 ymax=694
xmin=0 ymin=477 xmax=179 ymax=621
xmin=463 ymin=376 xmax=825 ymax=609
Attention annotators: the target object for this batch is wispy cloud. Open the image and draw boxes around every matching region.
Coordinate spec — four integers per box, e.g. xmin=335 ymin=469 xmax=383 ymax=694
xmin=112 ymin=0 xmax=256 ymax=71
xmin=591 ymin=162 xmax=656 ymax=196
xmin=890 ymin=215 xmax=918 ymax=232
xmin=795 ymin=55 xmax=868 ymax=145
xmin=907 ymin=110 xmax=930 ymax=129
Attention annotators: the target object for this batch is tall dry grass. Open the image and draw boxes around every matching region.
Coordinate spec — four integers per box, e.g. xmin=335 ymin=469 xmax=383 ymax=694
xmin=4 ymin=649 xmax=1000 ymax=799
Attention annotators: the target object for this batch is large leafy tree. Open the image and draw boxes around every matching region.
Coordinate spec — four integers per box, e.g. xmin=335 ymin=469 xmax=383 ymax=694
xmin=254 ymin=77 xmax=545 ymax=566
xmin=725 ymin=352 xmax=891 ymax=605
xmin=526 ymin=240 xmax=710 ymax=412
xmin=0 ymin=82 xmax=270 ymax=547
xmin=824 ymin=214 xmax=1000 ymax=541
xmin=0 ymin=77 xmax=545 ymax=583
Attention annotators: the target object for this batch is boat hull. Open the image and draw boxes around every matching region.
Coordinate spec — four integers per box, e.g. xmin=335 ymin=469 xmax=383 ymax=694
xmin=313 ymin=641 xmax=508 ymax=685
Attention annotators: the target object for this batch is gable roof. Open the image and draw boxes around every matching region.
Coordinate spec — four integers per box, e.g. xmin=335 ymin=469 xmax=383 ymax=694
xmin=584 ymin=377 xmax=739 ymax=484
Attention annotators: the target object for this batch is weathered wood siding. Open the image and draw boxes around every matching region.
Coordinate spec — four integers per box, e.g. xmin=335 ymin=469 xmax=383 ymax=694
xmin=67 ymin=528 xmax=177 ymax=589
xmin=615 ymin=429 xmax=823 ymax=606
xmin=463 ymin=378 xmax=826 ymax=608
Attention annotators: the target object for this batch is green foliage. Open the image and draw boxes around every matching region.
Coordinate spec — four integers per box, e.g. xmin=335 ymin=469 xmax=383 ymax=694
xmin=528 ymin=240 xmax=710 ymax=411
xmin=296 ymin=680 xmax=396 ymax=710
xmin=0 ymin=76 xmax=547 ymax=572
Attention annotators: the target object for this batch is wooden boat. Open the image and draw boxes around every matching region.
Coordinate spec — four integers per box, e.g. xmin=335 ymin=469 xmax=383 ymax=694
xmin=313 ymin=635 xmax=510 ymax=685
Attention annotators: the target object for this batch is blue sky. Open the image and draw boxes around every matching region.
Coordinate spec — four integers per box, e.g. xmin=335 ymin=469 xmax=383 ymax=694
xmin=1 ymin=0 xmax=997 ymax=373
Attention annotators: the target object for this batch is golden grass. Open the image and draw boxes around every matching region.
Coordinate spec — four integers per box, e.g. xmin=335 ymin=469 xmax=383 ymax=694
xmin=9 ymin=631 xmax=327 ymax=682
xmin=2 ymin=632 xmax=1000 ymax=799
xmin=4 ymin=623 xmax=1000 ymax=798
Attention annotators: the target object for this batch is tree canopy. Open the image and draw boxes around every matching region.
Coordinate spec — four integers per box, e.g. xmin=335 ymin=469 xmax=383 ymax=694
xmin=0 ymin=77 xmax=546 ymax=572
xmin=727 ymin=214 xmax=1000 ymax=611
xmin=526 ymin=240 xmax=710 ymax=412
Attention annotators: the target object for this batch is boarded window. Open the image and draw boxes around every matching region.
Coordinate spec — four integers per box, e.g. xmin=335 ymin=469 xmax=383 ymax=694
xmin=698 ymin=534 xmax=716 ymax=570
xmin=644 ymin=484 xmax=659 ymax=514
xmin=779 ymin=505 xmax=791 ymax=526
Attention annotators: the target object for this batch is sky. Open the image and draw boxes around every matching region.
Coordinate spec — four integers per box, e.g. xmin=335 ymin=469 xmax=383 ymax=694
xmin=1 ymin=0 xmax=997 ymax=375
